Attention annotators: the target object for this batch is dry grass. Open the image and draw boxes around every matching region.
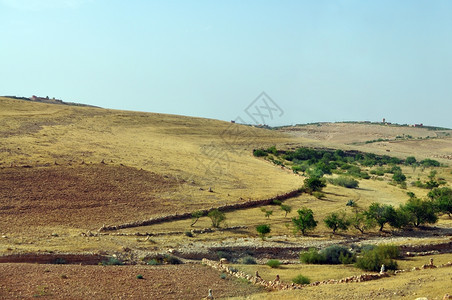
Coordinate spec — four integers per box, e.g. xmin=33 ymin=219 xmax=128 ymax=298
xmin=228 ymin=265 xmax=452 ymax=299
xmin=2 ymin=97 xmax=452 ymax=299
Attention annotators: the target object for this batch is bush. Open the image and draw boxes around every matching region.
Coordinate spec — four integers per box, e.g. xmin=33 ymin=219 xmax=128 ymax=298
xmin=101 ymin=257 xmax=123 ymax=266
xmin=329 ymin=176 xmax=359 ymax=188
xmin=163 ymin=254 xmax=182 ymax=265
xmin=256 ymin=224 xmax=271 ymax=240
xmin=355 ymin=244 xmax=399 ymax=271
xmin=300 ymin=248 xmax=325 ymax=264
xmin=312 ymin=191 xmax=325 ymax=199
xmin=322 ymin=245 xmax=354 ymax=264
xmin=355 ymin=248 xmax=398 ymax=272
xmin=241 ymin=256 xmax=257 ymax=264
xmin=217 ymin=251 xmax=232 ymax=261
xmin=220 ymin=273 xmax=227 ymax=279
xmin=300 ymin=245 xmax=354 ymax=265
xmin=292 ymin=274 xmax=310 ymax=284
xmin=253 ymin=149 xmax=268 ymax=157
xmin=184 ymin=231 xmax=193 ymax=237
xmin=208 ymin=209 xmax=226 ymax=228
xmin=266 ymin=259 xmax=281 ymax=268
xmin=136 ymin=274 xmax=144 ymax=279
xmin=147 ymin=259 xmax=160 ymax=265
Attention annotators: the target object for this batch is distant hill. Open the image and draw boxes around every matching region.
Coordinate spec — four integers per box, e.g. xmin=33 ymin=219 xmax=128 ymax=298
xmin=2 ymin=95 xmax=100 ymax=108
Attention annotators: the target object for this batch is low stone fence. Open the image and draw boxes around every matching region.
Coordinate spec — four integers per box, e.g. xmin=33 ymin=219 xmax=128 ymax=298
xmin=201 ymin=257 xmax=452 ymax=291
xmin=99 ymin=189 xmax=300 ymax=232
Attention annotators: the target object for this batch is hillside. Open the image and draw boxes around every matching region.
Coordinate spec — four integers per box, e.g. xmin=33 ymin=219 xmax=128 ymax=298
xmin=1 ymin=97 xmax=452 ymax=299
xmin=0 ymin=97 xmax=303 ymax=235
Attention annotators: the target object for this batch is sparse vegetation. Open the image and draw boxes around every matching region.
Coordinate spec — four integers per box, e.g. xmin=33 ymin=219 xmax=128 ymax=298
xmin=292 ymin=274 xmax=310 ymax=284
xmin=292 ymin=207 xmax=318 ymax=235
xmin=328 ymin=176 xmax=359 ymax=188
xmin=208 ymin=209 xmax=226 ymax=228
xmin=324 ymin=211 xmax=350 ymax=233
xmin=256 ymin=224 xmax=271 ymax=240
xmin=355 ymin=245 xmax=399 ymax=272
xmin=266 ymin=259 xmax=281 ymax=268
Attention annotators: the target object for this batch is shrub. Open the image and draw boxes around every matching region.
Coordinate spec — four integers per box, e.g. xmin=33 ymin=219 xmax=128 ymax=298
xmin=163 ymin=254 xmax=182 ymax=265
xmin=253 ymin=149 xmax=268 ymax=157
xmin=256 ymin=224 xmax=271 ymax=240
xmin=217 ymin=251 xmax=232 ymax=261
xmin=241 ymin=256 xmax=257 ymax=264
xmin=312 ymin=191 xmax=325 ymax=199
xmin=266 ymin=259 xmax=281 ymax=268
xmin=220 ymin=273 xmax=227 ymax=279
xmin=52 ymin=258 xmax=66 ymax=265
xmin=303 ymin=176 xmax=326 ymax=193
xmin=184 ymin=231 xmax=193 ymax=237
xmin=280 ymin=204 xmax=292 ymax=217
xmin=136 ymin=274 xmax=144 ymax=279
xmin=322 ymin=245 xmax=354 ymax=264
xmin=292 ymin=274 xmax=310 ymax=285
xmin=355 ymin=247 xmax=398 ymax=272
xmin=330 ymin=176 xmax=359 ymax=188
xmin=190 ymin=210 xmax=204 ymax=226
xmin=392 ymin=172 xmax=406 ymax=183
xmin=147 ymin=259 xmax=160 ymax=265
xmin=300 ymin=248 xmax=325 ymax=264
xmin=208 ymin=209 xmax=226 ymax=228
xmin=101 ymin=257 xmax=123 ymax=266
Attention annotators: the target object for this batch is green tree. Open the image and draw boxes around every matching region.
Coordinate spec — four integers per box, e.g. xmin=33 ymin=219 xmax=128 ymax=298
xmin=364 ymin=203 xmax=397 ymax=231
xmin=190 ymin=210 xmax=204 ymax=227
xmin=303 ymin=176 xmax=326 ymax=193
xmin=323 ymin=211 xmax=350 ymax=233
xmin=292 ymin=207 xmax=317 ymax=235
xmin=208 ymin=209 xmax=226 ymax=228
xmin=280 ymin=204 xmax=292 ymax=217
xmin=392 ymin=171 xmax=406 ymax=184
xmin=256 ymin=224 xmax=271 ymax=240
xmin=401 ymin=197 xmax=438 ymax=227
xmin=405 ymin=156 xmax=417 ymax=165
xmin=428 ymin=187 xmax=452 ymax=216
xmin=261 ymin=208 xmax=273 ymax=219
xmin=350 ymin=210 xmax=375 ymax=234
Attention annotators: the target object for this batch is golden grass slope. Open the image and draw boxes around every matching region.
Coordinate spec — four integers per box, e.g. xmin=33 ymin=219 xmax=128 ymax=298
xmin=0 ymin=97 xmax=303 ymax=231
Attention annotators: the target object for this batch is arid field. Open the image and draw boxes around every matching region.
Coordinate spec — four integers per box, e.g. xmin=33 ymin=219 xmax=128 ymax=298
xmin=1 ymin=96 xmax=452 ymax=299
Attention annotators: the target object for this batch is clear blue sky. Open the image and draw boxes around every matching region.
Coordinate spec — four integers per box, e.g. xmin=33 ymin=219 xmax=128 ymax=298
xmin=1 ymin=0 xmax=451 ymax=128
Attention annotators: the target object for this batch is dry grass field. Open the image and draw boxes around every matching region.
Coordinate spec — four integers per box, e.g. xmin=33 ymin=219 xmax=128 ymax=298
xmin=1 ymin=96 xmax=452 ymax=299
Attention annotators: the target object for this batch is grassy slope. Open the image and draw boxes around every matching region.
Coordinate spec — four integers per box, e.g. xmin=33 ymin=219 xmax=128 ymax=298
xmin=0 ymin=97 xmax=302 ymax=233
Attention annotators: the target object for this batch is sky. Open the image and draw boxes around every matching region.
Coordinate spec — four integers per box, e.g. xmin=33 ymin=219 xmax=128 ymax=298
xmin=1 ymin=0 xmax=451 ymax=128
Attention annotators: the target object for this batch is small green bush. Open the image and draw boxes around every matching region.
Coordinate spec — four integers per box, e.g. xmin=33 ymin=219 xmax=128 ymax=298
xmin=220 ymin=273 xmax=227 ymax=279
xmin=147 ymin=259 xmax=160 ymax=265
xmin=241 ymin=256 xmax=257 ymax=265
xmin=136 ymin=274 xmax=144 ymax=279
xmin=322 ymin=245 xmax=354 ymax=264
xmin=266 ymin=259 xmax=281 ymax=268
xmin=101 ymin=257 xmax=123 ymax=266
xmin=163 ymin=254 xmax=182 ymax=265
xmin=300 ymin=248 xmax=325 ymax=264
xmin=312 ymin=191 xmax=325 ymax=199
xmin=330 ymin=176 xmax=359 ymax=188
xmin=292 ymin=274 xmax=310 ymax=285
xmin=253 ymin=149 xmax=268 ymax=157
xmin=184 ymin=231 xmax=193 ymax=237
xmin=355 ymin=245 xmax=399 ymax=271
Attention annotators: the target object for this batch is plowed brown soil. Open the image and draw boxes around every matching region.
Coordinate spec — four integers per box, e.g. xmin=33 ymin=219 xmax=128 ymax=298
xmin=0 ymin=164 xmax=180 ymax=233
xmin=0 ymin=263 xmax=261 ymax=299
